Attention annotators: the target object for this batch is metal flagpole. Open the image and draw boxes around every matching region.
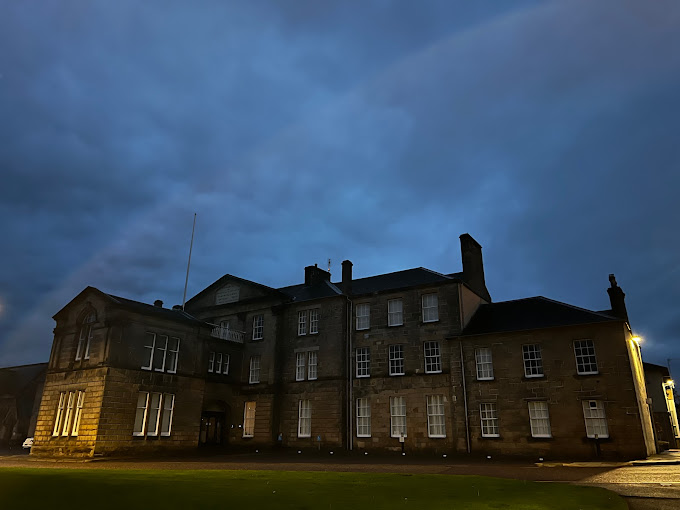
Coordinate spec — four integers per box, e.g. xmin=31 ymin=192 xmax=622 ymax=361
xmin=182 ymin=213 xmax=197 ymax=310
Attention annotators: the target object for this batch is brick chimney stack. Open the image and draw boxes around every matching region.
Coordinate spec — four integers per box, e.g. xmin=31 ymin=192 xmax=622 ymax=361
xmin=341 ymin=260 xmax=353 ymax=295
xmin=607 ymin=274 xmax=628 ymax=321
xmin=460 ymin=234 xmax=491 ymax=302
xmin=305 ymin=264 xmax=331 ymax=286
xmin=154 ymin=300 xmax=163 ymax=308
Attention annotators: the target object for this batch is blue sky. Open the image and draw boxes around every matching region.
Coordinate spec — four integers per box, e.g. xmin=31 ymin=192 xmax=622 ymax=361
xmin=1 ymin=1 xmax=679 ymax=374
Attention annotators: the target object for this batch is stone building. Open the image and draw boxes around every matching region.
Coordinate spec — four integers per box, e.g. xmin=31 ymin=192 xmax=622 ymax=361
xmin=643 ymin=362 xmax=679 ymax=450
xmin=31 ymin=234 xmax=656 ymax=459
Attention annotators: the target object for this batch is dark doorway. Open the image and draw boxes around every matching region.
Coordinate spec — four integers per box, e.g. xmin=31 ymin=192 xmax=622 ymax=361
xmin=199 ymin=411 xmax=225 ymax=446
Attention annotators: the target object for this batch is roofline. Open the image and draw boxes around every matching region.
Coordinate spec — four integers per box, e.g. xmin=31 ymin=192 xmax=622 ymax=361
xmin=0 ymin=362 xmax=49 ymax=371
xmin=186 ymin=274 xmax=287 ymax=305
xmin=455 ymin=316 xmax=625 ymax=339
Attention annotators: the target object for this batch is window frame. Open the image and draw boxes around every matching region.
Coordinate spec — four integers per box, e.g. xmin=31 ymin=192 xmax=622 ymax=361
xmin=208 ymin=351 xmax=215 ymax=373
xmin=356 ymin=303 xmax=370 ymax=331
xmin=166 ymin=337 xmax=180 ymax=374
xmin=421 ymin=294 xmax=439 ymax=323
xmin=295 ymin=352 xmax=306 ymax=381
xmin=153 ymin=335 xmax=168 ymax=372
xmin=309 ymin=309 xmax=319 ymax=334
xmin=160 ymin=393 xmax=175 ymax=437
xmin=355 ymin=347 xmax=370 ymax=378
xmin=389 ymin=344 xmax=405 ymax=376
xmin=146 ymin=392 xmax=162 ymax=437
xmin=223 ymin=354 xmax=230 ymax=375
xmin=424 ymin=341 xmax=442 ymax=374
xmin=574 ymin=339 xmax=598 ymax=375
xmin=133 ymin=392 xmax=149 ymax=437
xmin=356 ymin=397 xmax=371 ymax=438
xmin=389 ymin=396 xmax=407 ymax=438
xmin=522 ymin=344 xmax=544 ymax=378
xmin=61 ymin=391 xmax=75 ymax=437
xmin=475 ymin=347 xmax=494 ymax=381
xmin=298 ymin=310 xmax=307 ymax=336
xmin=249 ymin=355 xmax=261 ymax=384
xmin=243 ymin=401 xmax=256 ymax=438
xmin=298 ymin=399 xmax=311 ymax=438
xmin=52 ymin=392 xmax=66 ymax=437
xmin=252 ymin=314 xmax=264 ymax=341
xmin=133 ymin=391 xmax=175 ymax=438
xmin=426 ymin=395 xmax=446 ymax=438
xmin=307 ymin=351 xmax=318 ymax=380
xmin=71 ymin=390 xmax=85 ymax=437
xmin=387 ymin=299 xmax=403 ymax=327
xmin=582 ymin=400 xmax=609 ymax=438
xmin=480 ymin=402 xmax=499 ymax=438
xmin=528 ymin=401 xmax=551 ymax=438
xmin=216 ymin=353 xmax=223 ymax=374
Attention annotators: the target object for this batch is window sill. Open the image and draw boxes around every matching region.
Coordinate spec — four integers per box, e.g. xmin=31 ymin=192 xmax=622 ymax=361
xmin=477 ymin=377 xmax=494 ymax=381
xmin=357 ymin=434 xmax=371 ymax=438
xmin=425 ymin=370 xmax=443 ymax=375
xmin=577 ymin=371 xmax=599 ymax=376
xmin=421 ymin=320 xmax=439 ymax=325
xmin=389 ymin=373 xmax=405 ymax=377
xmin=524 ymin=374 xmax=544 ymax=379
xmin=356 ymin=375 xmax=370 ymax=379
xmin=481 ymin=435 xmax=500 ymax=439
xmin=428 ymin=435 xmax=446 ymax=439
xmin=388 ymin=323 xmax=404 ymax=328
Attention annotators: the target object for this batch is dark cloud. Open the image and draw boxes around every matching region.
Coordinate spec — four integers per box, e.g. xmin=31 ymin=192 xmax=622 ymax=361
xmin=1 ymin=0 xmax=679 ymax=375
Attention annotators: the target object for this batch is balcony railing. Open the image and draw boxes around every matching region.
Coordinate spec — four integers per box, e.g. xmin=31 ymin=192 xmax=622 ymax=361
xmin=209 ymin=324 xmax=245 ymax=344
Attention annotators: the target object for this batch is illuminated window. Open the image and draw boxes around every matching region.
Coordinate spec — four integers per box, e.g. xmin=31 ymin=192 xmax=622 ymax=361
xmin=424 ymin=341 xmax=442 ymax=373
xmin=475 ymin=348 xmax=493 ymax=380
xmin=528 ymin=401 xmax=551 ymax=438
xmin=356 ymin=304 xmax=370 ymax=330
xmin=427 ymin=395 xmax=446 ymax=438
xmin=388 ymin=299 xmax=403 ymax=327
xmin=52 ymin=393 xmax=65 ymax=437
xmin=422 ymin=294 xmax=438 ymax=323
xmin=243 ymin=401 xmax=256 ymax=438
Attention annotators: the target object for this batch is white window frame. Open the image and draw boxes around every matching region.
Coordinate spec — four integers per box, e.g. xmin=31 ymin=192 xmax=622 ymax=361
xmin=216 ymin=353 xmax=223 ymax=374
xmin=52 ymin=392 xmax=66 ymax=436
xmin=298 ymin=399 xmax=311 ymax=438
xmin=61 ymin=391 xmax=75 ymax=436
xmin=356 ymin=303 xmax=370 ymax=330
xmin=309 ymin=309 xmax=319 ymax=334
xmin=390 ymin=396 xmax=407 ymax=438
xmin=153 ymin=335 xmax=168 ymax=372
xmin=307 ymin=351 xmax=318 ymax=380
xmin=133 ymin=392 xmax=149 ymax=437
xmin=75 ymin=323 xmax=93 ymax=361
xmin=296 ymin=352 xmax=306 ymax=381
xmin=422 ymin=294 xmax=439 ymax=323
xmin=298 ymin=310 xmax=307 ymax=336
xmin=146 ymin=392 xmax=162 ymax=437
xmin=356 ymin=347 xmax=370 ymax=378
xmin=71 ymin=390 xmax=85 ymax=437
xmin=523 ymin=344 xmax=543 ymax=378
xmin=475 ymin=347 xmax=494 ymax=380
xmin=427 ymin=395 xmax=446 ymax=438
xmin=356 ymin=398 xmax=371 ymax=438
xmin=249 ymin=355 xmax=261 ymax=384
xmin=252 ymin=314 xmax=264 ymax=341
xmin=387 ymin=299 xmax=403 ymax=327
xmin=424 ymin=341 xmax=442 ymax=374
xmin=243 ymin=401 xmax=256 ymax=437
xmin=166 ymin=337 xmax=180 ymax=374
xmin=208 ymin=352 xmax=215 ymax=373
xmin=223 ymin=354 xmax=230 ymax=375
xmin=582 ymin=400 xmax=609 ymax=438
xmin=480 ymin=402 xmax=499 ymax=437
xmin=160 ymin=394 xmax=174 ymax=437
xmin=389 ymin=344 xmax=405 ymax=376
xmin=142 ymin=333 xmax=156 ymax=370
xmin=528 ymin=401 xmax=551 ymax=438
xmin=574 ymin=339 xmax=598 ymax=375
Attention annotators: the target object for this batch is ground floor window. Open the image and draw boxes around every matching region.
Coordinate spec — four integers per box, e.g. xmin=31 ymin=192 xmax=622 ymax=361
xmin=133 ymin=391 xmax=175 ymax=437
xmin=298 ymin=400 xmax=311 ymax=437
xmin=426 ymin=395 xmax=446 ymax=438
xmin=582 ymin=400 xmax=608 ymax=438
xmin=390 ymin=396 xmax=407 ymax=438
xmin=52 ymin=390 xmax=85 ymax=437
xmin=480 ymin=402 xmax=499 ymax=437
xmin=528 ymin=401 xmax=551 ymax=438
xmin=356 ymin=398 xmax=371 ymax=437
xmin=243 ymin=401 xmax=256 ymax=437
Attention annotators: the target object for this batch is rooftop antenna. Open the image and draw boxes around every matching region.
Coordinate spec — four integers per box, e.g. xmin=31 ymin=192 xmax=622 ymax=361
xmin=328 ymin=258 xmax=331 ymax=273
xmin=182 ymin=213 xmax=197 ymax=311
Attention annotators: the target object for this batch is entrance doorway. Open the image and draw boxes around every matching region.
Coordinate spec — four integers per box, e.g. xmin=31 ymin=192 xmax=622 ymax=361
xmin=200 ymin=411 xmax=226 ymax=446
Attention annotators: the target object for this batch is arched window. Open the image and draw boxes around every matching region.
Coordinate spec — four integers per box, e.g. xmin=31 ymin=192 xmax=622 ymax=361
xmin=75 ymin=310 xmax=96 ymax=361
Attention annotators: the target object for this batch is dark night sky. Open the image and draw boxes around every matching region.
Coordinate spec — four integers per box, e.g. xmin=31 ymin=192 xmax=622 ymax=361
xmin=1 ymin=1 xmax=679 ymax=375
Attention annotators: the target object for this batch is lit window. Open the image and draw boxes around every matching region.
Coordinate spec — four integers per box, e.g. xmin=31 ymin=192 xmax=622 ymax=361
xmin=133 ymin=392 xmax=149 ymax=437
xmin=388 ymin=299 xmax=403 ymax=327
xmin=574 ymin=340 xmax=598 ymax=375
xmin=160 ymin=394 xmax=174 ymax=436
xmin=390 ymin=396 xmax=407 ymax=438
xmin=480 ymin=403 xmax=499 ymax=437
xmin=309 ymin=309 xmax=319 ymax=334
xmin=61 ymin=392 xmax=75 ymax=437
xmin=528 ymin=401 xmax=551 ymax=438
xmin=389 ymin=345 xmax=404 ymax=376
xmin=243 ymin=401 xmax=256 ymax=437
xmin=252 ymin=315 xmax=264 ymax=341
xmin=52 ymin=393 xmax=66 ymax=436
xmin=475 ymin=348 xmax=493 ymax=380
xmin=356 ymin=398 xmax=371 ymax=437
xmin=424 ymin=341 xmax=442 ymax=373
xmin=296 ymin=352 xmax=306 ymax=381
xmin=147 ymin=392 xmax=162 ymax=436
xmin=208 ymin=352 xmax=215 ymax=373
xmin=223 ymin=354 xmax=230 ymax=375
xmin=71 ymin=391 xmax=85 ymax=437
xmin=582 ymin=400 xmax=608 ymax=438
xmin=298 ymin=311 xmax=307 ymax=336
xmin=249 ymin=355 xmax=261 ymax=384
xmin=75 ymin=313 xmax=95 ymax=361
xmin=298 ymin=400 xmax=311 ymax=437
xmin=356 ymin=347 xmax=370 ymax=378
xmin=133 ymin=392 xmax=175 ymax=437
xmin=308 ymin=351 xmax=318 ymax=380
xmin=523 ymin=344 xmax=543 ymax=378
xmin=422 ymin=294 xmax=438 ymax=323
xmin=356 ymin=304 xmax=370 ymax=330
xmin=427 ymin=395 xmax=446 ymax=438
xmin=216 ymin=353 xmax=223 ymax=374
xmin=166 ymin=337 xmax=180 ymax=373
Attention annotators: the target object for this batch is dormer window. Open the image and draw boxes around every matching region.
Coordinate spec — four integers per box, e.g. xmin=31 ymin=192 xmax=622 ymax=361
xmin=75 ymin=312 xmax=96 ymax=361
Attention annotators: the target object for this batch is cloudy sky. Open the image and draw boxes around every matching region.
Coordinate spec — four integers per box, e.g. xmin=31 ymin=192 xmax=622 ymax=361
xmin=1 ymin=1 xmax=679 ymax=373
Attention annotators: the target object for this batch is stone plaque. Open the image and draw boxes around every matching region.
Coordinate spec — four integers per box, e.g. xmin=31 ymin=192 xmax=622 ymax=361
xmin=216 ymin=284 xmax=240 ymax=305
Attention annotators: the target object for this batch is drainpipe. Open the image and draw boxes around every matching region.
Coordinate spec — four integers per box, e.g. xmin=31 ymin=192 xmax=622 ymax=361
xmin=460 ymin=339 xmax=471 ymax=454
xmin=346 ymin=296 xmax=353 ymax=450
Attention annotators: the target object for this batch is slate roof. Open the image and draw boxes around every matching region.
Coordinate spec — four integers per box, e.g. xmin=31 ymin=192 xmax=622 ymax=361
xmin=105 ymin=293 xmax=206 ymax=325
xmin=341 ymin=268 xmax=461 ymax=296
xmin=278 ymin=280 xmax=343 ymax=302
xmin=462 ymin=297 xmax=620 ymax=336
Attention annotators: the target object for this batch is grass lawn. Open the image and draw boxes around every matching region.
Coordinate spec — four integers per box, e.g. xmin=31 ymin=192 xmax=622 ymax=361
xmin=0 ymin=468 xmax=625 ymax=510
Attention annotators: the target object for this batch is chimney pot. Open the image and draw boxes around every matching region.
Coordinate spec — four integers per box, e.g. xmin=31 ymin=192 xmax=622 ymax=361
xmin=606 ymin=273 xmax=628 ymax=321
xmin=154 ymin=300 xmax=163 ymax=308
xmin=341 ymin=260 xmax=353 ymax=295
